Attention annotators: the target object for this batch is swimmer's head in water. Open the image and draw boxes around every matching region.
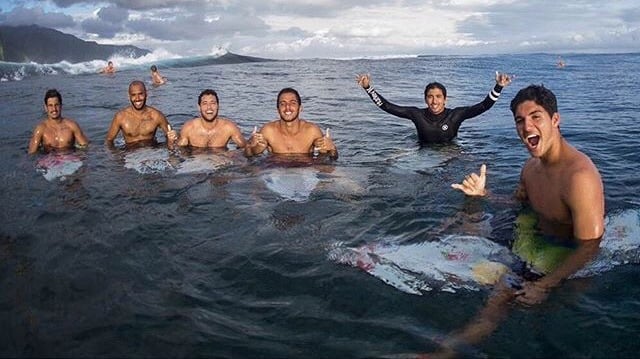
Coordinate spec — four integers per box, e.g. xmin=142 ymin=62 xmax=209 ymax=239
xmin=424 ymin=82 xmax=447 ymax=99
xmin=44 ymin=89 xmax=62 ymax=105
xmin=424 ymin=82 xmax=447 ymax=115
xmin=198 ymin=89 xmax=219 ymax=122
xmin=198 ymin=89 xmax=219 ymax=105
xmin=277 ymin=88 xmax=301 ymax=108
xmin=128 ymin=80 xmax=147 ymax=111
xmin=510 ymin=84 xmax=557 ymax=118
xmin=150 ymin=65 xmax=158 ymax=72
xmin=277 ymin=88 xmax=302 ymax=123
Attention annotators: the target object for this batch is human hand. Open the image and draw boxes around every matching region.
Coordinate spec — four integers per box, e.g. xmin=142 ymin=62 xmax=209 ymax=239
xmin=249 ymin=126 xmax=266 ymax=147
xmin=313 ymin=128 xmax=335 ymax=153
xmin=515 ymin=280 xmax=550 ymax=306
xmin=167 ymin=124 xmax=178 ymax=143
xmin=356 ymin=74 xmax=371 ymax=89
xmin=495 ymin=71 xmax=514 ymax=87
xmin=451 ymin=164 xmax=487 ymax=196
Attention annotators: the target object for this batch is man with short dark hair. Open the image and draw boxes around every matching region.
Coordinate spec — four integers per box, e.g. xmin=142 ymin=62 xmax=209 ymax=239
xmin=177 ymin=89 xmax=246 ymax=149
xmin=356 ymin=72 xmax=512 ymax=143
xmin=244 ymin=87 xmax=337 ymax=159
xmin=28 ymin=89 xmax=89 ymax=154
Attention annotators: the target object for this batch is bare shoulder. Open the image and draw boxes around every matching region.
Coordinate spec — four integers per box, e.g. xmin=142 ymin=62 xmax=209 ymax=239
xmin=148 ymin=106 xmax=167 ymax=119
xmin=567 ymin=150 xmax=601 ymax=185
xmin=218 ymin=117 xmax=241 ymax=129
xmin=62 ymin=117 xmax=80 ymax=127
xmin=261 ymin=120 xmax=279 ymax=133
xmin=301 ymin=119 xmax=323 ymax=135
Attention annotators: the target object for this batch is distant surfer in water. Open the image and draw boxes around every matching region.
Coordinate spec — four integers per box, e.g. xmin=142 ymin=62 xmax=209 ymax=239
xmin=437 ymin=85 xmax=605 ymax=356
xmin=99 ymin=61 xmax=116 ymax=74
xmin=150 ymin=65 xmax=167 ymax=86
xmin=177 ymin=89 xmax=247 ymax=149
xmin=105 ymin=80 xmax=177 ymax=149
xmin=28 ymin=89 xmax=89 ymax=154
xmin=244 ymin=87 xmax=338 ymax=159
xmin=356 ymin=71 xmax=512 ymax=144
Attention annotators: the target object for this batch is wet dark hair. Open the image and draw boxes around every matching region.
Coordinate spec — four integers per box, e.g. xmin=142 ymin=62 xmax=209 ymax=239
xmin=150 ymin=65 xmax=158 ymax=72
xmin=44 ymin=89 xmax=62 ymax=105
xmin=510 ymin=84 xmax=558 ymax=117
xmin=424 ymin=82 xmax=447 ymax=98
xmin=277 ymin=87 xmax=301 ymax=107
xmin=198 ymin=89 xmax=219 ymax=105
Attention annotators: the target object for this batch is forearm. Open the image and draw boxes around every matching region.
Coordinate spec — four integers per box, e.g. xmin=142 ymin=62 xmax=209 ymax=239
xmin=536 ymin=238 xmax=601 ymax=289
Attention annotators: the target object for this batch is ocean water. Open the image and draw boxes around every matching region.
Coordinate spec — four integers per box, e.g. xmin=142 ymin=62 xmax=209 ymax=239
xmin=1 ymin=52 xmax=639 ymax=358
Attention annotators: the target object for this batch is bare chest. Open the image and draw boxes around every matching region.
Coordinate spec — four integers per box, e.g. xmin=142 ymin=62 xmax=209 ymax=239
xmin=524 ymin=174 xmax=572 ymax=224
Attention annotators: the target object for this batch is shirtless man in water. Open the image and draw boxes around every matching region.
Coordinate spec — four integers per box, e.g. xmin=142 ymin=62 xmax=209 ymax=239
xmin=28 ymin=89 xmax=89 ymax=154
xmin=244 ymin=87 xmax=337 ymax=159
xmin=440 ymin=85 xmax=605 ymax=357
xmin=177 ymin=89 xmax=246 ymax=149
xmin=105 ymin=80 xmax=177 ymax=148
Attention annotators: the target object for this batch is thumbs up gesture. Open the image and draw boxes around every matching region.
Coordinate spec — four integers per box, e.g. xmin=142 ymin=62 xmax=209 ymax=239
xmin=313 ymin=127 xmax=336 ymax=154
xmin=249 ymin=125 xmax=265 ymax=147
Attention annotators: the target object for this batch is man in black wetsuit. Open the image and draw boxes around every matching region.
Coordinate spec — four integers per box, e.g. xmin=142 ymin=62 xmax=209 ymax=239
xmin=356 ymin=72 xmax=513 ymax=143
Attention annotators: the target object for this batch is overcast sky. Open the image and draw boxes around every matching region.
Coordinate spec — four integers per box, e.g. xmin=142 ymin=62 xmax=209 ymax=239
xmin=1 ymin=0 xmax=639 ymax=59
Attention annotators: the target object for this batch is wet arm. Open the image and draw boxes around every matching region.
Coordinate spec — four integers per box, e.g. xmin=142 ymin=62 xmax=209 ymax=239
xmin=72 ymin=122 xmax=89 ymax=148
xmin=105 ymin=115 xmax=121 ymax=144
xmin=363 ymin=87 xmax=423 ymax=121
xmin=28 ymin=125 xmax=44 ymax=154
xmin=459 ymin=84 xmax=504 ymax=120
xmin=231 ymin=125 xmax=247 ymax=149
xmin=516 ymin=170 xmax=604 ymax=303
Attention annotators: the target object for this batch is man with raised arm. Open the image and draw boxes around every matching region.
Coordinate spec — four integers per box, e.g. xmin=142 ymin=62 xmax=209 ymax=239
xmin=244 ymin=87 xmax=337 ymax=159
xmin=177 ymin=89 xmax=246 ymax=149
xmin=106 ymin=80 xmax=177 ymax=149
xmin=440 ymin=85 xmax=605 ymax=356
xmin=28 ymin=89 xmax=89 ymax=154
xmin=356 ymin=72 xmax=512 ymax=144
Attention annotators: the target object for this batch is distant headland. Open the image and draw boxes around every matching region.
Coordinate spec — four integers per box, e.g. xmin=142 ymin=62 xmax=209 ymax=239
xmin=0 ymin=25 xmax=149 ymax=63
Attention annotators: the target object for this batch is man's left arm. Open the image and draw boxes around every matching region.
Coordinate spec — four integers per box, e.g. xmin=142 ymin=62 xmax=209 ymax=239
xmin=516 ymin=169 xmax=604 ymax=305
xmin=157 ymin=112 xmax=177 ymax=149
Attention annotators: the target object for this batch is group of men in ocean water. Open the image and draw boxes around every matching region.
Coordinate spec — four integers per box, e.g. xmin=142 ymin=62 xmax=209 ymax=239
xmin=27 ymin=71 xmax=605 ymax=357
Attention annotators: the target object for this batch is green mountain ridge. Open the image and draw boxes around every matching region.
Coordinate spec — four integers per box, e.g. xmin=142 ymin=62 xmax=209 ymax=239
xmin=0 ymin=24 xmax=149 ymax=63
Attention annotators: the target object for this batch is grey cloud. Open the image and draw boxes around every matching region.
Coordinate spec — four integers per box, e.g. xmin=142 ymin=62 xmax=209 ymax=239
xmin=0 ymin=6 xmax=75 ymax=28
xmin=81 ymin=17 xmax=124 ymax=38
xmin=126 ymin=12 xmax=269 ymax=41
xmin=51 ymin=0 xmax=199 ymax=11
xmin=97 ymin=6 xmax=129 ymax=24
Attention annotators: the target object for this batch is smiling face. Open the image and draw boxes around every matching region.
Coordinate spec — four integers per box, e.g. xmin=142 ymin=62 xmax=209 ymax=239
xmin=44 ymin=96 xmax=62 ymax=121
xmin=425 ymin=88 xmax=446 ymax=115
xmin=128 ymin=82 xmax=147 ymax=111
xmin=514 ymin=100 xmax=560 ymax=158
xmin=277 ymin=91 xmax=302 ymax=123
xmin=199 ymin=94 xmax=219 ymax=122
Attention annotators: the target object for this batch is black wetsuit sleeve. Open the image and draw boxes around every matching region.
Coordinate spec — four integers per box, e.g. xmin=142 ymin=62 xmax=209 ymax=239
xmin=364 ymin=87 xmax=423 ymax=121
xmin=458 ymin=84 xmax=504 ymax=119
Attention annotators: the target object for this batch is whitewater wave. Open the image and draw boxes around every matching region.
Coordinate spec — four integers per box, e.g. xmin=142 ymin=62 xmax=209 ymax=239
xmin=0 ymin=47 xmax=271 ymax=82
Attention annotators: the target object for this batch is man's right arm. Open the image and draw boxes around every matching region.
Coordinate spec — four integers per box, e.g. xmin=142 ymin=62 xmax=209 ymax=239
xmin=28 ymin=124 xmax=44 ymax=154
xmin=105 ymin=114 xmax=121 ymax=144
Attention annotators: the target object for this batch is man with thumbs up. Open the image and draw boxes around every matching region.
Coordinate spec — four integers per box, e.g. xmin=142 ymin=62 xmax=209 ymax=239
xmin=176 ymin=89 xmax=247 ymax=149
xmin=245 ymin=87 xmax=338 ymax=159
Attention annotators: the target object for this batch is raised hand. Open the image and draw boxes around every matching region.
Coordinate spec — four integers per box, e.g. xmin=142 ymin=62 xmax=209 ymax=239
xmin=451 ymin=164 xmax=487 ymax=196
xmin=495 ymin=71 xmax=513 ymax=87
xmin=356 ymin=74 xmax=371 ymax=89
xmin=167 ymin=123 xmax=178 ymax=143
xmin=313 ymin=128 xmax=336 ymax=154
